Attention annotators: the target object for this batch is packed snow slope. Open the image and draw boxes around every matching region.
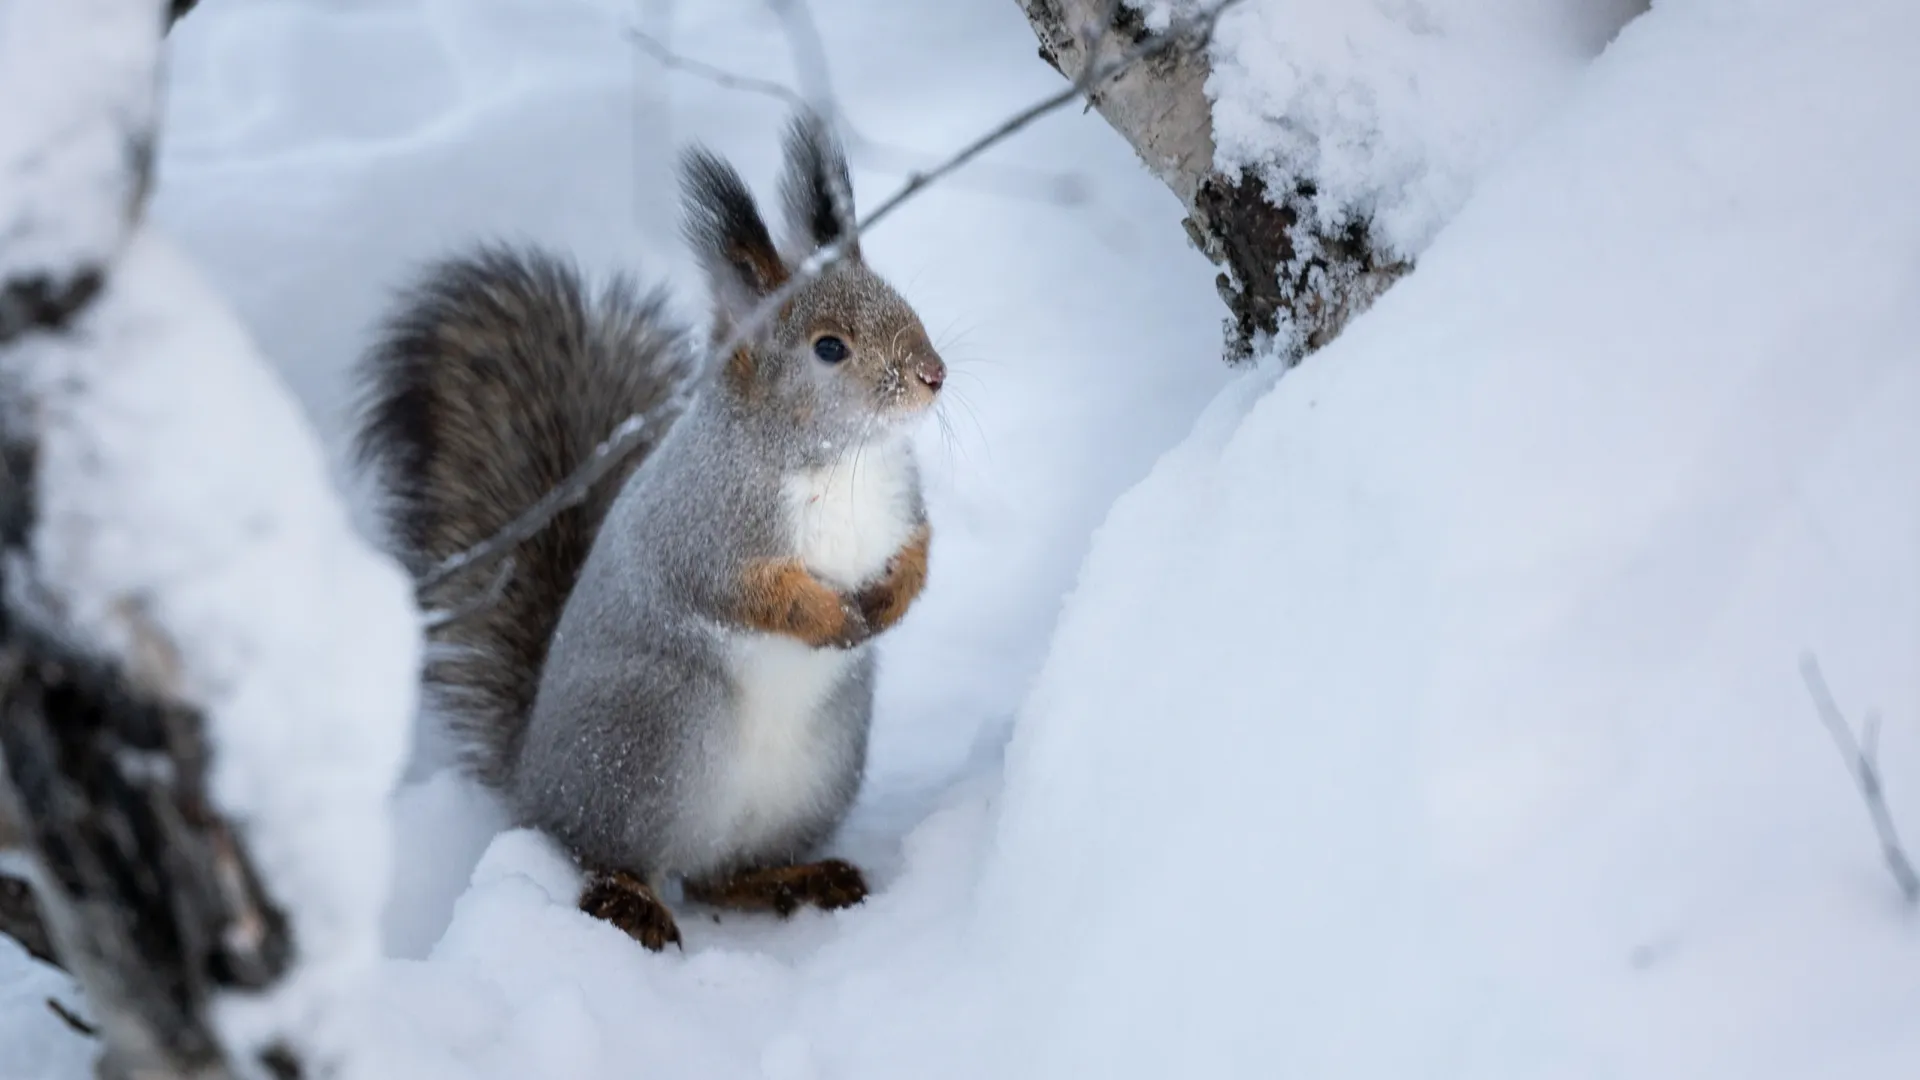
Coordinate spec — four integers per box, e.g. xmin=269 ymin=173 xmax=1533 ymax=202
xmin=8 ymin=0 xmax=1920 ymax=1077
xmin=980 ymin=0 xmax=1920 ymax=1073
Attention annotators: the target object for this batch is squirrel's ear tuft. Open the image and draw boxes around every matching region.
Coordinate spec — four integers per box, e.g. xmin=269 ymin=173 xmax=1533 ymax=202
xmin=681 ymin=147 xmax=789 ymax=330
xmin=779 ymin=110 xmax=859 ymax=261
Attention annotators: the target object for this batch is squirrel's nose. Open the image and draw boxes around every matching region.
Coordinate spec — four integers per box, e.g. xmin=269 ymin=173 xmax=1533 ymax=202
xmin=915 ymin=355 xmax=946 ymax=393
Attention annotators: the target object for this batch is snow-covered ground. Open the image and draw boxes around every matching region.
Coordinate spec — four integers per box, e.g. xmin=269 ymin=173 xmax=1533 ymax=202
xmin=7 ymin=0 xmax=1920 ymax=1077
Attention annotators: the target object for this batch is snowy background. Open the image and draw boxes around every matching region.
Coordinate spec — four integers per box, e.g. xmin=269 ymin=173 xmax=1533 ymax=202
xmin=6 ymin=0 xmax=1920 ymax=1077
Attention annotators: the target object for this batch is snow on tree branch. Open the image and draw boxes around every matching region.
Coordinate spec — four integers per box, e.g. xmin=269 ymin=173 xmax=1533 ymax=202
xmin=1800 ymin=653 xmax=1920 ymax=905
xmin=0 ymin=0 xmax=164 ymax=346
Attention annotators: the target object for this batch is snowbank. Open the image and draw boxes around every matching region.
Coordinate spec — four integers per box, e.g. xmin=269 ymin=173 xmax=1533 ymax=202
xmin=982 ymin=0 xmax=1920 ymax=1075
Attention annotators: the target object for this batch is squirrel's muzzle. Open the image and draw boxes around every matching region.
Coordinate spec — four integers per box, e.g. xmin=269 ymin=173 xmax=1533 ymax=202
xmin=914 ymin=355 xmax=946 ymax=394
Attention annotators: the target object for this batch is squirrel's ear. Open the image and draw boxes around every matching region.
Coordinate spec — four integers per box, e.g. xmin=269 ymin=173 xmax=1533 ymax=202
xmin=681 ymin=147 xmax=789 ymax=331
xmin=778 ymin=110 xmax=859 ymax=261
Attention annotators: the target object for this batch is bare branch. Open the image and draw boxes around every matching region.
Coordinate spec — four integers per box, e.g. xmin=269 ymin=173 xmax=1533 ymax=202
xmin=1800 ymin=653 xmax=1920 ymax=904
xmin=628 ymin=27 xmax=803 ymax=105
xmin=419 ymin=416 xmax=646 ymax=594
xmin=422 ymin=556 xmax=516 ymax=632
xmin=624 ymin=27 xmax=1091 ymax=206
xmin=47 ymin=997 xmax=98 ymax=1038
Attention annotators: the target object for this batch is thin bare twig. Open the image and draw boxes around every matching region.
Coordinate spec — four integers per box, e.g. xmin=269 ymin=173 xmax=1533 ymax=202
xmin=624 ymin=27 xmax=1091 ymax=206
xmin=46 ymin=997 xmax=97 ymax=1038
xmin=432 ymin=0 xmax=1243 ymax=595
xmin=418 ymin=417 xmax=645 ymax=595
xmin=1800 ymin=653 xmax=1920 ymax=904
xmin=422 ymin=557 xmax=515 ymax=632
xmin=628 ymin=27 xmax=801 ymax=104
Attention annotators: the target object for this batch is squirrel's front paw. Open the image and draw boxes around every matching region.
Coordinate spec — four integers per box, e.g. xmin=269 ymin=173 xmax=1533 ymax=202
xmin=853 ymin=525 xmax=931 ymax=636
xmin=829 ymin=598 xmax=874 ymax=650
xmin=738 ymin=558 xmax=873 ymax=649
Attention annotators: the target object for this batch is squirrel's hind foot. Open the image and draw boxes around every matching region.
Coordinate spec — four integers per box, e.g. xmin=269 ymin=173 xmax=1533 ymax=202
xmin=684 ymin=858 xmax=869 ymax=918
xmin=581 ymin=870 xmax=683 ymax=951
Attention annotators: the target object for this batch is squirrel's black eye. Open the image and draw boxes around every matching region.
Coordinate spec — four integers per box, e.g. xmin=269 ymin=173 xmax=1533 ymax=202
xmin=812 ymin=336 xmax=850 ymax=364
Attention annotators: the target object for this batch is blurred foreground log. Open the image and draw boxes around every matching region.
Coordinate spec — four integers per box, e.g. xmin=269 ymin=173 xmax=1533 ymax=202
xmin=0 ymin=2 xmax=302 ymax=1077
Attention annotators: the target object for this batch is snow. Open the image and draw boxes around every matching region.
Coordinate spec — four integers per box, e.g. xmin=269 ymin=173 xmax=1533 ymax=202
xmin=0 ymin=938 xmax=93 ymax=1080
xmin=0 ymin=0 xmax=161 ymax=294
xmin=8 ymin=0 xmax=1920 ymax=1077
xmin=9 ymin=226 xmax=419 ymax=1071
xmin=979 ymin=1 xmax=1920 ymax=1076
xmin=1194 ymin=0 xmax=1646 ymax=256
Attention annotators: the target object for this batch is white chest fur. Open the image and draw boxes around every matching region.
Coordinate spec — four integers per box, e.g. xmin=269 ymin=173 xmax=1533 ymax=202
xmin=782 ymin=440 xmax=918 ymax=590
xmin=694 ymin=442 xmax=918 ymax=866
xmin=703 ymin=631 xmax=856 ymax=858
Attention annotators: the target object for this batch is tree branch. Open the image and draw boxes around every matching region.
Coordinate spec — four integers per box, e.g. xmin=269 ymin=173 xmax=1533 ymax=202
xmin=419 ymin=417 xmax=644 ymax=594
xmin=625 ymin=27 xmax=1090 ymax=206
xmin=1800 ymin=653 xmax=1920 ymax=904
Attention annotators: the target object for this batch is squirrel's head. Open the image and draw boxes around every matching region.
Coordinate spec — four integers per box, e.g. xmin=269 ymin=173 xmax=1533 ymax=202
xmin=681 ymin=113 xmax=945 ymax=445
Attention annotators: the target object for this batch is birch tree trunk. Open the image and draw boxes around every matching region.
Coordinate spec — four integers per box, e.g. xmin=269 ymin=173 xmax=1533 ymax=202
xmin=1015 ymin=0 xmax=1407 ymax=364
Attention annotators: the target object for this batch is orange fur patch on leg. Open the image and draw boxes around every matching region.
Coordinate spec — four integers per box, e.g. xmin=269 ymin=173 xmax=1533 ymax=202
xmin=736 ymin=558 xmax=863 ymax=647
xmin=855 ymin=524 xmax=930 ymax=634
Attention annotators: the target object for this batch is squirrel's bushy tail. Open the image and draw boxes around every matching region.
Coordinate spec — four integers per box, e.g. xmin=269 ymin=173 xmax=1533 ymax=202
xmin=354 ymin=244 xmax=697 ymax=787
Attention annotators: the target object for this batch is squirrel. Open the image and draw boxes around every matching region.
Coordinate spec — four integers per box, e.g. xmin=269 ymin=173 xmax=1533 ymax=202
xmin=353 ymin=113 xmax=945 ymax=950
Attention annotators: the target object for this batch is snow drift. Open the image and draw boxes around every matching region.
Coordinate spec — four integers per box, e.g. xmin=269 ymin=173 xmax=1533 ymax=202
xmin=981 ymin=0 xmax=1920 ymax=1076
